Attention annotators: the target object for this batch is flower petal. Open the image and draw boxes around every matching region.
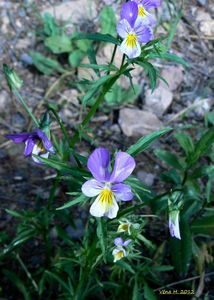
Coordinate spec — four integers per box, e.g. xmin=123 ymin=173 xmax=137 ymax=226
xmin=135 ymin=19 xmax=153 ymax=43
xmin=5 ymin=132 xmax=31 ymax=143
xmin=114 ymin=237 xmax=124 ymax=246
xmin=89 ymin=195 xmax=106 ymax=218
xmin=87 ymin=148 xmax=110 ymax=182
xmin=123 ymin=239 xmax=132 ymax=247
xmin=120 ymin=38 xmax=141 ymax=59
xmin=104 ymin=198 xmax=119 ymax=219
xmin=117 ymin=19 xmax=131 ymax=39
xmin=110 ymin=152 xmax=136 ymax=183
xmin=24 ymin=138 xmax=35 ymax=156
xmin=112 ymin=183 xmax=134 ymax=201
xmin=141 ymin=0 xmax=162 ymax=10
xmin=121 ymin=1 xmax=138 ymax=27
xmin=35 ymin=129 xmax=54 ymax=153
xmin=82 ymin=179 xmax=104 ymax=197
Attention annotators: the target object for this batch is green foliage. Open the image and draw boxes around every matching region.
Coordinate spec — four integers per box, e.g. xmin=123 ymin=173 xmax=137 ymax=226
xmin=99 ymin=6 xmax=117 ymax=37
xmin=45 ymin=35 xmax=73 ymax=53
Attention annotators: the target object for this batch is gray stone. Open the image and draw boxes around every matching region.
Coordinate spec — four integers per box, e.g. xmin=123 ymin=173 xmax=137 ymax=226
xmin=0 ymin=90 xmax=11 ymax=112
xmin=119 ymin=108 xmax=163 ymax=137
xmin=144 ymin=85 xmax=173 ymax=116
xmin=137 ymin=171 xmax=155 ymax=187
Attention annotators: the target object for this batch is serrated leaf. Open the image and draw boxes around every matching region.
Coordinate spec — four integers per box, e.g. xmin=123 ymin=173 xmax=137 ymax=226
xmin=42 ymin=13 xmax=60 ymax=36
xmin=127 ymin=128 xmax=173 ymax=156
xmin=45 ymin=35 xmax=73 ymax=53
xmin=136 ymin=61 xmax=158 ymax=91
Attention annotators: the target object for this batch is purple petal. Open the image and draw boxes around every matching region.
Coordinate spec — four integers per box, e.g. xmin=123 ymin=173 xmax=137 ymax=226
xmin=81 ymin=179 xmax=104 ymax=197
xmin=112 ymin=183 xmax=134 ymax=201
xmin=117 ymin=19 xmax=131 ymax=39
xmin=35 ymin=129 xmax=54 ymax=153
xmin=87 ymin=148 xmax=110 ymax=182
xmin=123 ymin=239 xmax=132 ymax=247
xmin=135 ymin=19 xmax=153 ymax=43
xmin=114 ymin=237 xmax=124 ymax=246
xmin=24 ymin=138 xmax=35 ymax=156
xmin=141 ymin=0 xmax=162 ymax=10
xmin=5 ymin=132 xmax=31 ymax=143
xmin=110 ymin=152 xmax=136 ymax=183
xmin=121 ymin=1 xmax=138 ymax=27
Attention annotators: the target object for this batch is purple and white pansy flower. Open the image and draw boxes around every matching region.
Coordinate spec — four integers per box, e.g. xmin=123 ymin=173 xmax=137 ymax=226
xmin=132 ymin=0 xmax=162 ymax=26
xmin=81 ymin=148 xmax=136 ymax=219
xmin=112 ymin=237 xmax=132 ymax=262
xmin=117 ymin=1 xmax=153 ymax=59
xmin=5 ymin=128 xmax=55 ymax=164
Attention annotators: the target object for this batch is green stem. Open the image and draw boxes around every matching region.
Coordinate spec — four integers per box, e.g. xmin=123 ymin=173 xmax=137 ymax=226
xmin=13 ymin=88 xmax=40 ymax=128
xmin=16 ymin=253 xmax=38 ymax=293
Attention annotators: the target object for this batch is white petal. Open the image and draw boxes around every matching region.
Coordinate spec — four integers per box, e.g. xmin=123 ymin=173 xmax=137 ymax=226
xmin=89 ymin=195 xmax=105 ymax=218
xmin=117 ymin=19 xmax=131 ymax=39
xmin=82 ymin=179 xmax=104 ymax=197
xmin=104 ymin=198 xmax=119 ymax=219
xmin=112 ymin=248 xmax=126 ymax=262
xmin=120 ymin=39 xmax=141 ymax=59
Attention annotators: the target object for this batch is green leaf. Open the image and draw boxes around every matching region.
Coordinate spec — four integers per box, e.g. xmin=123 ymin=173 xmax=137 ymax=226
xmin=132 ymin=277 xmax=143 ymax=300
xmin=45 ymin=35 xmax=73 ymax=53
xmin=72 ymin=32 xmax=119 ymax=45
xmin=99 ymin=6 xmax=117 ymax=37
xmin=127 ymin=128 xmax=173 ymax=156
xmin=45 ymin=270 xmax=72 ymax=293
xmin=191 ymin=216 xmax=214 ymax=235
xmin=68 ymin=50 xmax=85 ymax=67
xmin=42 ymin=13 xmax=60 ymax=36
xmin=136 ymin=61 xmax=158 ymax=91
xmin=174 ymin=132 xmax=194 ymax=156
xmin=34 ymin=156 xmax=89 ymax=178
xmin=81 ymin=74 xmax=113 ymax=105
xmin=170 ymin=220 xmax=192 ymax=276
xmin=56 ymin=194 xmax=88 ymax=210
xmin=116 ymin=260 xmax=135 ymax=274
xmin=154 ymin=149 xmax=184 ymax=170
xmin=3 ymin=270 xmax=31 ymax=300
xmin=105 ymin=83 xmax=141 ymax=106
xmin=30 ymin=51 xmax=65 ymax=75
xmin=188 ymin=127 xmax=214 ymax=165
xmin=147 ymin=52 xmax=189 ymax=67
xmin=144 ymin=281 xmax=157 ymax=300
xmin=5 ymin=209 xmax=23 ymax=219
xmin=152 ymin=265 xmax=174 ymax=272
xmin=96 ymin=218 xmax=107 ymax=262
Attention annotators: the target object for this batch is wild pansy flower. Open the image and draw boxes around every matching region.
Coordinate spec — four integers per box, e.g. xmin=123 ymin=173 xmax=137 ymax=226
xmin=117 ymin=220 xmax=132 ymax=234
xmin=169 ymin=209 xmax=181 ymax=240
xmin=81 ymin=148 xmax=136 ymax=219
xmin=112 ymin=237 xmax=132 ymax=262
xmin=131 ymin=0 xmax=162 ymax=26
xmin=117 ymin=1 xmax=153 ymax=59
xmin=5 ymin=128 xmax=54 ymax=164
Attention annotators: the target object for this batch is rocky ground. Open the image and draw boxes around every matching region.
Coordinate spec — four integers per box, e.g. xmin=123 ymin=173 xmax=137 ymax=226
xmin=0 ymin=0 xmax=213 ymax=255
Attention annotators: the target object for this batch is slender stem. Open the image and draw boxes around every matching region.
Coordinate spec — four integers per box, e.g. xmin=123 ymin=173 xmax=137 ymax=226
xmin=16 ymin=253 xmax=38 ymax=293
xmin=13 ymin=88 xmax=40 ymax=128
xmin=110 ymin=44 xmax=117 ymax=65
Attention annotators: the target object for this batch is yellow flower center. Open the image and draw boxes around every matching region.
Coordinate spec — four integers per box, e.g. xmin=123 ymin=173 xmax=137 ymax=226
xmin=36 ymin=140 xmax=46 ymax=154
xmin=138 ymin=5 xmax=147 ymax=17
xmin=126 ymin=34 xmax=137 ymax=48
xmin=99 ymin=188 xmax=113 ymax=212
xmin=118 ymin=223 xmax=129 ymax=232
xmin=114 ymin=250 xmax=125 ymax=261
